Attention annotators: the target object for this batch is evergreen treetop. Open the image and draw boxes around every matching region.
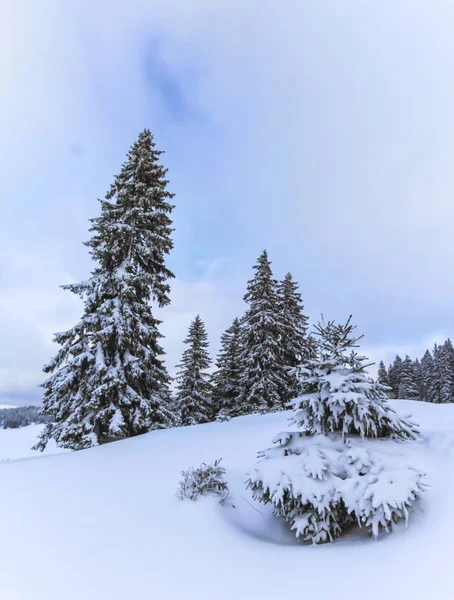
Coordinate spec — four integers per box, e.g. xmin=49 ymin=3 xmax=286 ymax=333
xmin=88 ymin=128 xmax=175 ymax=307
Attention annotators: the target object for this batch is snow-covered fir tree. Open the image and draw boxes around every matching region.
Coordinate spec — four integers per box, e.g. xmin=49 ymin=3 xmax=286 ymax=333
xmin=248 ymin=317 xmax=425 ymax=544
xmin=277 ymin=272 xmax=311 ymax=404
xmin=175 ymin=315 xmax=212 ymax=426
xmin=398 ymin=355 xmax=419 ymax=399
xmin=437 ymin=340 xmax=454 ymax=403
xmin=211 ymin=317 xmax=244 ymax=420
xmin=431 ymin=344 xmax=443 ymax=403
xmin=377 ymin=360 xmax=391 ymax=393
xmin=413 ymin=358 xmax=422 ymax=399
xmin=238 ymin=251 xmax=287 ymax=414
xmin=420 ymin=350 xmax=436 ymax=402
xmin=36 ymin=129 xmax=175 ymax=451
xmin=388 ymin=355 xmax=403 ymax=398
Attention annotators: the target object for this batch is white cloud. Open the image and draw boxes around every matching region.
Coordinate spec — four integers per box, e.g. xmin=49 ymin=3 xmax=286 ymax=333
xmin=0 ymin=250 xmax=81 ymax=392
xmin=3 ymin=0 xmax=454 ymax=396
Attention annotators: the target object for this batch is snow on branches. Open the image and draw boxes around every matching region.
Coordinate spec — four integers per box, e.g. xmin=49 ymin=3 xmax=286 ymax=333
xmin=247 ymin=317 xmax=427 ymax=543
xmin=177 ymin=459 xmax=230 ymax=504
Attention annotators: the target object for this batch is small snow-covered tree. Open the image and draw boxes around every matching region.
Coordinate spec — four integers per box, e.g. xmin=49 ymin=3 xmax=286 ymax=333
xmin=238 ymin=251 xmax=287 ymax=414
xmin=277 ymin=273 xmax=311 ymax=404
xmin=248 ymin=317 xmax=425 ymax=544
xmin=175 ymin=315 xmax=212 ymax=426
xmin=398 ymin=355 xmax=419 ymax=400
xmin=36 ymin=129 xmax=175 ymax=451
xmin=211 ymin=317 xmax=244 ymax=420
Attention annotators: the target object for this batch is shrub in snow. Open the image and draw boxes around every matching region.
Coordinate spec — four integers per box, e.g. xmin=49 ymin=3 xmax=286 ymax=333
xmin=177 ymin=459 xmax=229 ymax=503
xmin=247 ymin=317 xmax=427 ymax=544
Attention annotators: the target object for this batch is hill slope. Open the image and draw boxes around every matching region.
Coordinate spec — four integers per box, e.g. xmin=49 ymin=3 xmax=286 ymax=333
xmin=0 ymin=401 xmax=452 ymax=599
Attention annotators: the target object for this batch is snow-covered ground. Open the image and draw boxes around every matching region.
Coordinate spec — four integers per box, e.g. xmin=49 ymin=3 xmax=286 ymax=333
xmin=0 ymin=424 xmax=63 ymax=461
xmin=0 ymin=401 xmax=452 ymax=599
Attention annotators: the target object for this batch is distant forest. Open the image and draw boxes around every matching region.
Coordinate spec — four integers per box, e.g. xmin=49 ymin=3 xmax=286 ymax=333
xmin=0 ymin=406 xmax=50 ymax=429
xmin=378 ymin=339 xmax=454 ymax=402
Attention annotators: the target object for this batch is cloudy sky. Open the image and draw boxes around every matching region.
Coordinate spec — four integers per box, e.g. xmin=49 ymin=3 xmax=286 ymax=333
xmin=1 ymin=0 xmax=454 ymax=404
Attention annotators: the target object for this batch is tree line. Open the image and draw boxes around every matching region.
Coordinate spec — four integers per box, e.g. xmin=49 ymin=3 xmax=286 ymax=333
xmin=0 ymin=406 xmax=50 ymax=429
xmin=378 ymin=339 xmax=454 ymax=403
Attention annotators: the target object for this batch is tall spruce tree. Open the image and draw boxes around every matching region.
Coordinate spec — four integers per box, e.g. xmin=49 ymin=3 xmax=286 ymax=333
xmin=431 ymin=344 xmax=443 ymax=403
xmin=377 ymin=361 xmax=391 ymax=395
xmin=239 ymin=251 xmax=287 ymax=414
xmin=437 ymin=340 xmax=454 ymax=403
xmin=277 ymin=273 xmax=310 ymax=404
xmin=413 ymin=358 xmax=422 ymax=400
xmin=398 ymin=355 xmax=419 ymax=399
xmin=175 ymin=315 xmax=212 ymax=425
xmin=36 ymin=129 xmax=175 ymax=450
xmin=420 ymin=350 xmax=436 ymax=402
xmin=211 ymin=317 xmax=243 ymax=420
xmin=388 ymin=355 xmax=403 ymax=398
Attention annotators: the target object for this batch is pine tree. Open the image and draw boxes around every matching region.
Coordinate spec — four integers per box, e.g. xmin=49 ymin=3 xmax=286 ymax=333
xmin=211 ymin=317 xmax=243 ymax=420
xmin=277 ymin=273 xmax=310 ymax=404
xmin=398 ymin=355 xmax=419 ymax=399
xmin=238 ymin=251 xmax=287 ymax=414
xmin=175 ymin=315 xmax=212 ymax=426
xmin=248 ymin=317 xmax=424 ymax=544
xmin=431 ymin=344 xmax=443 ymax=403
xmin=288 ymin=319 xmax=419 ymax=439
xmin=377 ymin=360 xmax=391 ymax=394
xmin=36 ymin=129 xmax=175 ymax=451
xmin=420 ymin=350 xmax=436 ymax=402
xmin=413 ymin=358 xmax=422 ymax=400
xmin=388 ymin=355 xmax=403 ymax=398
xmin=437 ymin=340 xmax=454 ymax=403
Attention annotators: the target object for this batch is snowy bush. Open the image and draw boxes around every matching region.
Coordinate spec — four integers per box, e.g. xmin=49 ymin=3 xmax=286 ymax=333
xmin=177 ymin=458 xmax=229 ymax=503
xmin=247 ymin=317 xmax=427 ymax=543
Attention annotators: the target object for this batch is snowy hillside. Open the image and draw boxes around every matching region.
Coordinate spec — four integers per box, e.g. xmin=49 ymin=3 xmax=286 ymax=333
xmin=0 ymin=424 xmax=64 ymax=462
xmin=0 ymin=401 xmax=452 ymax=600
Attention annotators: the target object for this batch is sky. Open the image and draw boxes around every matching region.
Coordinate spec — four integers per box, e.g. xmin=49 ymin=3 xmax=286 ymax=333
xmin=1 ymin=0 xmax=454 ymax=405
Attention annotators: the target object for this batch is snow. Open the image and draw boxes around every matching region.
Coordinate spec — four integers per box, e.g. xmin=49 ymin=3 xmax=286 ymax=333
xmin=0 ymin=424 xmax=65 ymax=461
xmin=0 ymin=401 xmax=453 ymax=599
